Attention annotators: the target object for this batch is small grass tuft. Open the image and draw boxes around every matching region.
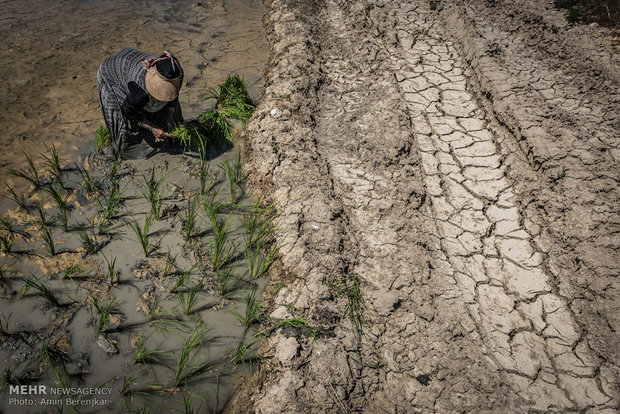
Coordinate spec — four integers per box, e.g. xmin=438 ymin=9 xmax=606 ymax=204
xmin=95 ymin=125 xmax=112 ymax=152
xmin=329 ymin=274 xmax=365 ymax=333
xmin=127 ymin=216 xmax=154 ymax=257
xmin=10 ymin=153 xmax=42 ymax=190
xmin=22 ymin=275 xmax=61 ymax=307
xmin=134 ymin=334 xmax=168 ymax=364
xmin=92 ymin=297 xmax=117 ymax=335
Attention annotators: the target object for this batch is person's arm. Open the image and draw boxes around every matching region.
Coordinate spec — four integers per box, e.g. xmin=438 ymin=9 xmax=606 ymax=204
xmin=120 ymin=82 xmax=168 ymax=141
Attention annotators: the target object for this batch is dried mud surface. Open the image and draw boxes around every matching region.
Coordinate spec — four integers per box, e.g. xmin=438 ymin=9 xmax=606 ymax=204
xmin=231 ymin=0 xmax=619 ymax=412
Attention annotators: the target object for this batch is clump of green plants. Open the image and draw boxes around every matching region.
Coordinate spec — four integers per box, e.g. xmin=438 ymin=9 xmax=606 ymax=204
xmin=134 ymin=334 xmax=168 ymax=364
xmin=173 ymin=322 xmax=211 ymax=387
xmin=10 ymin=153 xmax=42 ymax=190
xmin=128 ymin=216 xmax=154 ymax=257
xmin=245 ymin=242 xmax=278 ymax=280
xmin=95 ymin=125 xmax=112 ymax=152
xmin=142 ymin=168 xmax=165 ymax=221
xmin=1 ymin=366 xmax=19 ymax=387
xmin=103 ymin=254 xmax=118 ymax=284
xmin=43 ymin=184 xmax=71 ymax=231
xmin=22 ymin=275 xmax=62 ymax=308
xmin=206 ymin=74 xmax=255 ymax=124
xmin=79 ymin=224 xmax=99 ymax=256
xmin=3 ymin=181 xmax=29 ymax=212
xmin=37 ymin=340 xmax=70 ymax=387
xmin=228 ymin=288 xmax=262 ymax=328
xmin=76 ymin=164 xmax=97 ymax=196
xmin=216 ymin=266 xmax=241 ymax=299
xmin=41 ymin=226 xmax=56 ymax=256
xmin=183 ymin=196 xmax=198 ymax=241
xmin=243 ymin=200 xmax=278 ymax=250
xmin=169 ymin=122 xmax=206 ymax=150
xmin=179 ymin=281 xmax=202 ymax=316
xmin=0 ymin=219 xmax=15 ymax=254
xmin=92 ymin=297 xmax=117 ymax=335
xmin=42 ymin=144 xmax=64 ymax=188
xmin=219 ymin=155 xmax=244 ymax=203
xmin=329 ymin=274 xmax=365 ymax=333
xmin=209 ymin=213 xmax=238 ymax=272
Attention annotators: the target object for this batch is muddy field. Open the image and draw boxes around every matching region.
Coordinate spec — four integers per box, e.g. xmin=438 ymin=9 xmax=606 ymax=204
xmin=1 ymin=0 xmax=619 ymax=413
xmin=229 ymin=0 xmax=619 ymax=412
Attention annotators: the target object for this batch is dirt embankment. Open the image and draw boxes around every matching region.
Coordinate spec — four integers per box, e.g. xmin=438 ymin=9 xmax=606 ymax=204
xmin=229 ymin=0 xmax=619 ymax=412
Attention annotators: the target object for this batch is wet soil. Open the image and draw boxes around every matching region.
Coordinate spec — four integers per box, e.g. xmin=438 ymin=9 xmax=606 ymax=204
xmin=229 ymin=0 xmax=619 ymax=412
xmin=0 ymin=0 xmax=270 ymax=412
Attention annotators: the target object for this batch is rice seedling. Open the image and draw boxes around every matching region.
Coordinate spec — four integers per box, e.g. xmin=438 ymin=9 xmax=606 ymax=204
xmin=99 ymin=179 xmax=123 ymax=229
xmin=329 ymin=274 xmax=365 ymax=333
xmin=204 ymin=74 xmax=255 ymax=125
xmin=36 ymin=203 xmax=55 ymax=227
xmin=218 ymin=156 xmax=244 ymax=203
xmin=173 ymin=322 xmax=210 ymax=387
xmin=171 ymin=265 xmax=196 ymax=294
xmin=22 ymin=275 xmax=61 ymax=308
xmin=245 ymin=242 xmax=278 ymax=280
xmin=209 ymin=212 xmax=238 ymax=271
xmin=38 ymin=340 xmax=70 ymax=387
xmin=0 ymin=313 xmax=12 ymax=335
xmin=42 ymin=144 xmax=64 ymax=188
xmin=41 ymin=226 xmax=56 ymax=256
xmin=1 ymin=366 xmax=19 ymax=387
xmin=197 ymin=109 xmax=232 ymax=144
xmin=163 ymin=248 xmax=177 ymax=278
xmin=78 ymin=225 xmax=98 ymax=256
xmin=108 ymin=156 xmax=122 ymax=179
xmin=76 ymin=164 xmax=96 ymax=195
xmin=92 ymin=297 xmax=117 ymax=335
xmin=44 ymin=184 xmax=70 ymax=231
xmin=181 ymin=391 xmax=202 ymax=414
xmin=179 ymin=281 xmax=202 ymax=316
xmin=147 ymin=301 xmax=188 ymax=333
xmin=202 ymin=190 xmax=225 ymax=220
xmin=216 ymin=266 xmax=241 ymax=299
xmin=169 ymin=122 xmax=206 ymax=150
xmin=228 ymin=288 xmax=262 ymax=328
xmin=229 ymin=338 xmax=261 ymax=365
xmin=119 ymin=375 xmax=139 ymax=398
xmin=63 ymin=263 xmax=85 ymax=281
xmin=95 ymin=125 xmax=112 ymax=152
xmin=0 ymin=229 xmax=14 ymax=254
xmin=102 ymin=254 xmax=118 ymax=284
xmin=2 ymin=181 xmax=29 ymax=212
xmin=183 ymin=196 xmax=198 ymax=241
xmin=127 ymin=216 xmax=154 ymax=257
xmin=10 ymin=153 xmax=42 ymax=190
xmin=134 ymin=334 xmax=168 ymax=364
xmin=197 ymin=148 xmax=213 ymax=196
xmin=141 ymin=168 xmax=165 ymax=221
xmin=243 ymin=201 xmax=278 ymax=250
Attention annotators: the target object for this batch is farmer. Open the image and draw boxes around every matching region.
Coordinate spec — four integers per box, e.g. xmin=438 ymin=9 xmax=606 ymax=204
xmin=97 ymin=48 xmax=184 ymax=159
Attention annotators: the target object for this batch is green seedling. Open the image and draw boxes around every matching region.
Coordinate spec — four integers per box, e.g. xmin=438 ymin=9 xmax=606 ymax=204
xmin=173 ymin=322 xmax=210 ymax=387
xmin=22 ymin=275 xmax=61 ymax=308
xmin=243 ymin=201 xmax=277 ymax=250
xmin=10 ymin=153 xmax=42 ymax=190
xmin=179 ymin=281 xmax=202 ymax=315
xmin=245 ymin=242 xmax=278 ymax=280
xmin=0 ymin=313 xmax=12 ymax=335
xmin=63 ymin=264 xmax=85 ymax=281
xmin=183 ymin=196 xmax=198 ymax=241
xmin=197 ymin=148 xmax=213 ymax=196
xmin=95 ymin=125 xmax=112 ymax=152
xmin=42 ymin=144 xmax=63 ymax=188
xmin=329 ymin=274 xmax=365 ymax=333
xmin=41 ymin=226 xmax=56 ymax=256
xmin=163 ymin=249 xmax=177 ymax=278
xmin=76 ymin=164 xmax=96 ymax=195
xmin=3 ymin=181 xmax=29 ymax=212
xmin=44 ymin=184 xmax=70 ymax=231
xmin=202 ymin=190 xmax=225 ymax=220
xmin=209 ymin=212 xmax=238 ymax=271
xmin=1 ymin=366 xmax=19 ymax=387
xmin=216 ymin=266 xmax=241 ymax=299
xmin=134 ymin=334 xmax=168 ymax=364
xmin=37 ymin=340 xmax=70 ymax=387
xmin=108 ymin=157 xmax=122 ymax=179
xmin=99 ymin=179 xmax=123 ymax=230
xmin=228 ymin=288 xmax=262 ymax=328
xmin=92 ymin=297 xmax=117 ymax=335
xmin=79 ymin=225 xmax=98 ymax=256
xmin=128 ymin=216 xmax=154 ymax=257
xmin=218 ymin=156 xmax=244 ymax=203
xmin=197 ymin=109 xmax=232 ymax=144
xmin=0 ymin=230 xmax=14 ymax=254
xmin=36 ymin=203 xmax=55 ymax=227
xmin=169 ymin=122 xmax=206 ymax=150
xmin=142 ymin=168 xmax=166 ymax=221
xmin=171 ymin=265 xmax=196 ymax=294
xmin=102 ymin=254 xmax=118 ymax=284
xmin=147 ymin=302 xmax=188 ymax=333
xmin=204 ymin=74 xmax=255 ymax=124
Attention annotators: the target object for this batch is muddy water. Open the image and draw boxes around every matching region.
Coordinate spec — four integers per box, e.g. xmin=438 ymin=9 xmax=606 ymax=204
xmin=0 ymin=0 xmax=269 ymax=412
xmin=0 ymin=0 xmax=268 ymax=176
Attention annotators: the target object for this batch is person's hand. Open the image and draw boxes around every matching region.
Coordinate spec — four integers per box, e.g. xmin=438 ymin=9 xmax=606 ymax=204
xmin=152 ymin=128 xmax=166 ymax=142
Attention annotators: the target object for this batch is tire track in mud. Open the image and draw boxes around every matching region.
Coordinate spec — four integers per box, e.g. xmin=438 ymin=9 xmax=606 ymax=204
xmin=232 ymin=0 xmax=618 ymax=412
xmin=382 ymin=0 xmax=617 ymax=411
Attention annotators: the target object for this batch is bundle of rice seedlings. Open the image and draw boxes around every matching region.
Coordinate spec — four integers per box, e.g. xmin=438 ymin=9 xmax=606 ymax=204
xmin=95 ymin=125 xmax=112 ymax=152
xmin=207 ymin=74 xmax=255 ymax=124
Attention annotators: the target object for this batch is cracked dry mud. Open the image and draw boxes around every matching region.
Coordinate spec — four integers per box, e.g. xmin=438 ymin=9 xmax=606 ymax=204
xmin=229 ymin=0 xmax=619 ymax=412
